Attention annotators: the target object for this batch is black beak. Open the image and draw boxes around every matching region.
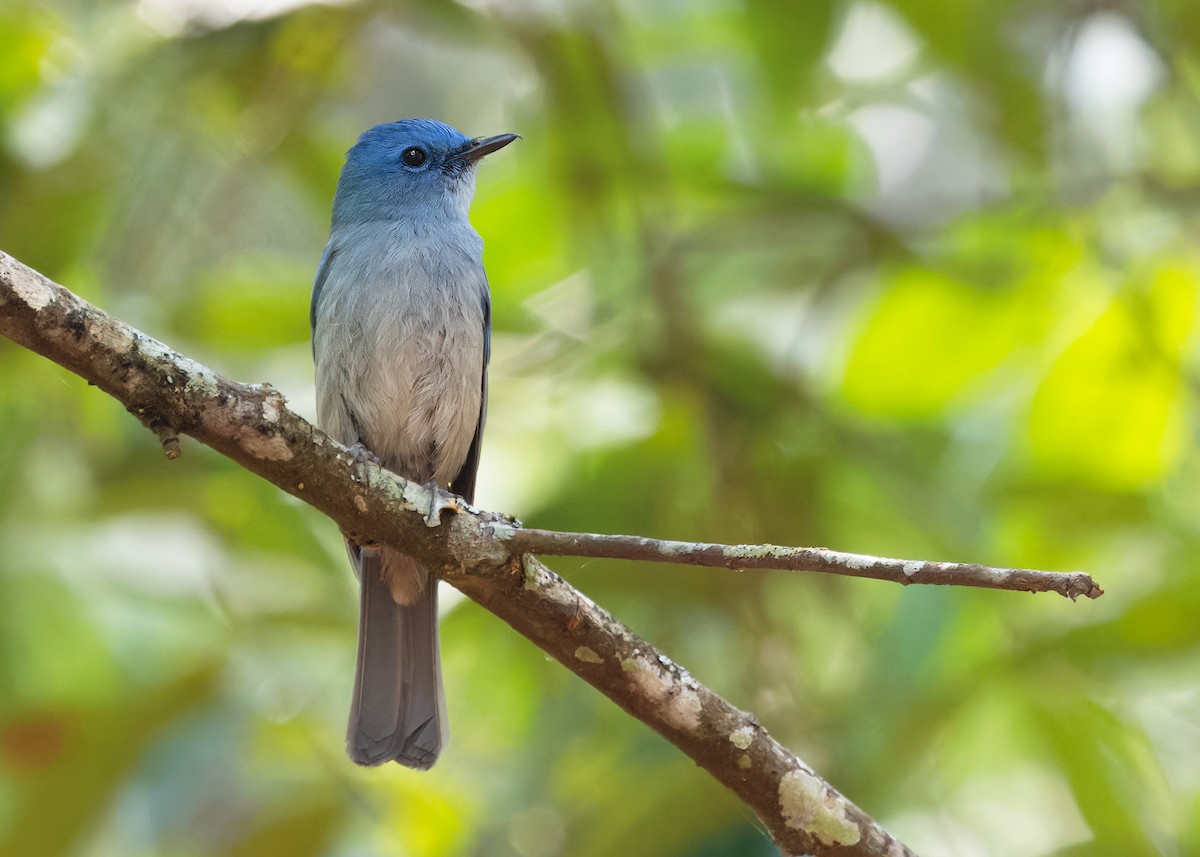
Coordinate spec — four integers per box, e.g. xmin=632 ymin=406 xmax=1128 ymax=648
xmin=451 ymin=133 xmax=520 ymax=164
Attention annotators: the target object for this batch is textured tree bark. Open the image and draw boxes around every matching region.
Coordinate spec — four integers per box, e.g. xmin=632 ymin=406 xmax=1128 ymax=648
xmin=0 ymin=250 xmax=1097 ymax=855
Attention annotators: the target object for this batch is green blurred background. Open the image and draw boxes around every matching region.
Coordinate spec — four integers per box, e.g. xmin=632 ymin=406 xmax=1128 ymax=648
xmin=2 ymin=0 xmax=1199 ymax=855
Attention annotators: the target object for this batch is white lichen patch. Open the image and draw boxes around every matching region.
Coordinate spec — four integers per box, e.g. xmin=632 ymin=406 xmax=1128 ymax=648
xmin=727 ymin=544 xmax=788 ymax=560
xmin=574 ymin=646 xmax=604 ymax=664
xmin=369 ymin=474 xmax=415 ymax=513
xmin=657 ymin=539 xmax=691 ymax=556
xmin=10 ymin=266 xmax=54 ymax=310
xmin=135 ymin=335 xmax=202 ymax=377
xmin=902 ymin=560 xmax=924 ymax=578
xmin=778 ymin=770 xmax=860 ymax=846
xmin=841 ymin=552 xmax=882 ymax=571
xmin=546 ymin=581 xmax=581 ymax=608
xmin=621 ymin=655 xmax=701 ymax=730
xmin=488 ymin=523 xmax=518 ymax=541
xmin=183 ymin=370 xmax=219 ymax=399
xmin=396 ymin=480 xmax=435 ymax=516
xmin=524 ymin=562 xmax=595 ymax=611
xmin=670 ymin=685 xmax=702 ymax=731
xmin=729 ymin=726 xmax=754 ymax=750
xmin=622 ymin=656 xmax=670 ymax=700
xmin=262 ymin=397 xmax=282 ymax=423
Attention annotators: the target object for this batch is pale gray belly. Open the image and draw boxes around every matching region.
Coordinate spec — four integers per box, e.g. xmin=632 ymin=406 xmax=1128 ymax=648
xmin=313 ymin=248 xmax=486 ymax=487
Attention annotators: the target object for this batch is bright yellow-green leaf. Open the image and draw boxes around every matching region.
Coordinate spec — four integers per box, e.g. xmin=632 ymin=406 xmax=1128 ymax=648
xmin=1027 ymin=299 xmax=1187 ymax=490
xmin=840 ymin=268 xmax=1025 ymax=418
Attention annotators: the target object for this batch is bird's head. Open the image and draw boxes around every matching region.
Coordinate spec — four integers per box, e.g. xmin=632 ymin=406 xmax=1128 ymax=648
xmin=331 ymin=118 xmax=518 ymax=228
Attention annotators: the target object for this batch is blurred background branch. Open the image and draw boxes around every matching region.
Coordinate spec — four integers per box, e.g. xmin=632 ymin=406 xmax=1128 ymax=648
xmin=1 ymin=1 xmax=1199 ymax=855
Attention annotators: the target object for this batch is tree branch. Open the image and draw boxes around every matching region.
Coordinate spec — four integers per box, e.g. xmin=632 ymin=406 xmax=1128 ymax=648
xmin=0 ymin=250 xmax=1098 ymax=855
xmin=500 ymin=529 xmax=1103 ymax=600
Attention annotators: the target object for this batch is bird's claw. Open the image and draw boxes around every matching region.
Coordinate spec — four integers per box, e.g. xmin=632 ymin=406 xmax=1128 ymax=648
xmin=422 ymin=481 xmax=478 ymax=527
xmin=346 ymin=442 xmax=381 ymax=485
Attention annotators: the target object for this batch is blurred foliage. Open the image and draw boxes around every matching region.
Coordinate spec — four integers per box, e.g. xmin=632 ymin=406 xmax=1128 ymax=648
xmin=2 ymin=0 xmax=1200 ymax=855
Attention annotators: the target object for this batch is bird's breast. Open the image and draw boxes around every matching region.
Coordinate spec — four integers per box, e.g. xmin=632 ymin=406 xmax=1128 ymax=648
xmin=313 ymin=226 xmax=488 ymax=485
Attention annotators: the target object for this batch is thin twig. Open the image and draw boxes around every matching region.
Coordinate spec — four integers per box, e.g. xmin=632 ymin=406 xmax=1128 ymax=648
xmin=499 ymin=528 xmax=1104 ymax=600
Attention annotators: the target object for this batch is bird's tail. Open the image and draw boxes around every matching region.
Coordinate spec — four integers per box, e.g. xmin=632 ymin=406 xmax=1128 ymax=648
xmin=346 ymin=545 xmax=447 ymax=768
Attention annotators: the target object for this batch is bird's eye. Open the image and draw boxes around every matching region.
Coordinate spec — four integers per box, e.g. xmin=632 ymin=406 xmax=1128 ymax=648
xmin=401 ymin=147 xmax=427 ymax=167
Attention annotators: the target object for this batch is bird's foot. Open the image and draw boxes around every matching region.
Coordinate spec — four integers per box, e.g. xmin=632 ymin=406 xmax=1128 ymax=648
xmin=422 ymin=481 xmax=478 ymax=527
xmin=346 ymin=442 xmax=381 ymax=485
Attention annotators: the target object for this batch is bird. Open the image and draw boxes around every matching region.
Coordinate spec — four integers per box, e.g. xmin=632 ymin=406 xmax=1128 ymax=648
xmin=310 ymin=119 xmax=518 ymax=768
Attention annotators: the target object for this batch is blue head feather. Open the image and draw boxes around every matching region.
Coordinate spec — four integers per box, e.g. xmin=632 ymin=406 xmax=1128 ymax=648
xmin=331 ymin=119 xmax=496 ymax=228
